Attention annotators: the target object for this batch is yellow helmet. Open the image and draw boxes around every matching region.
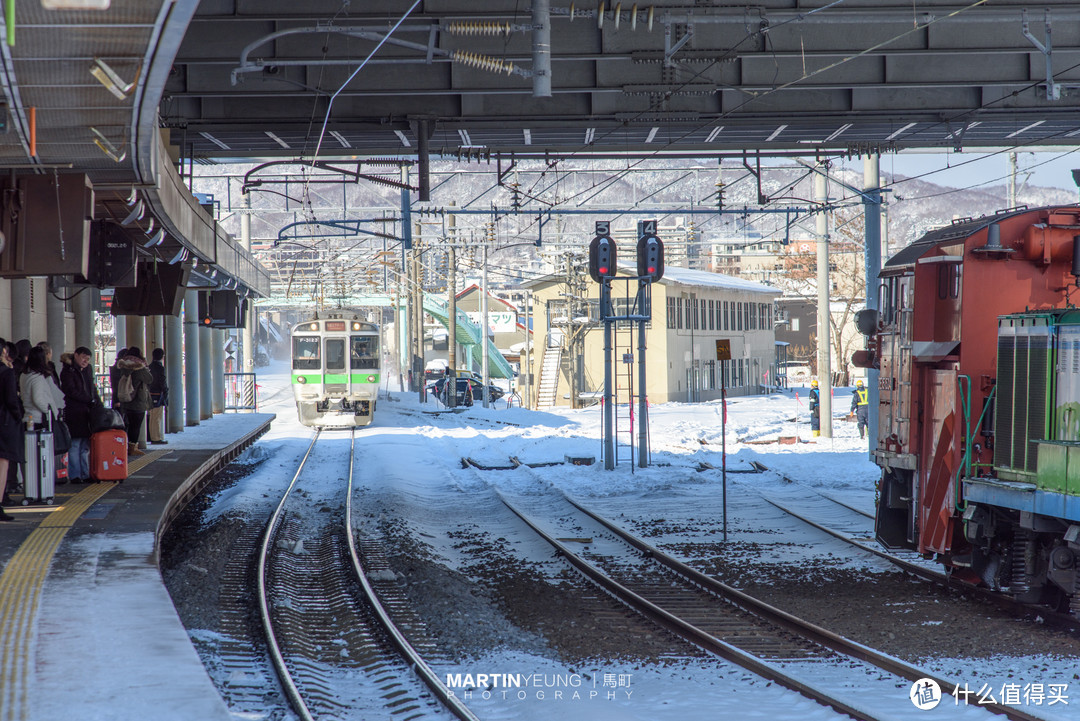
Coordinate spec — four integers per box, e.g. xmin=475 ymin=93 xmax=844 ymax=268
xmin=811 ymin=380 xmax=819 ymax=388
xmin=856 ymin=379 xmax=864 ymax=388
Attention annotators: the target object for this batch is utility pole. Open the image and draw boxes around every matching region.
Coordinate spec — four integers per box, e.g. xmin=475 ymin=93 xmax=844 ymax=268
xmin=447 ymin=204 xmax=457 ymax=407
xmin=815 ymin=166 xmax=833 ymax=438
xmin=523 ymin=291 xmax=531 ymax=408
xmin=481 ymin=243 xmax=490 ymax=408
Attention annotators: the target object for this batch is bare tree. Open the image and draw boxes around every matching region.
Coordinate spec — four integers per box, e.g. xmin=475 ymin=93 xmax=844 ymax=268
xmin=777 ymin=211 xmax=866 ymax=387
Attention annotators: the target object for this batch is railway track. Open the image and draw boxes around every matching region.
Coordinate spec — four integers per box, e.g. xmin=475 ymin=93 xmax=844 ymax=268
xmin=489 ymin=483 xmax=1044 ymax=721
xmin=257 ymin=429 xmax=479 ymax=721
xmin=752 ymin=465 xmax=1080 ymax=633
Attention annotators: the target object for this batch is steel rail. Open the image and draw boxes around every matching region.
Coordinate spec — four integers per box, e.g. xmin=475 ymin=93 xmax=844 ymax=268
xmin=562 ymin=493 xmax=1050 ymax=721
xmin=344 ymin=428 xmax=481 ymax=721
xmin=496 ymin=491 xmax=885 ymax=721
xmin=759 ymin=492 xmax=1080 ymax=634
xmin=256 ymin=429 xmax=322 ymax=721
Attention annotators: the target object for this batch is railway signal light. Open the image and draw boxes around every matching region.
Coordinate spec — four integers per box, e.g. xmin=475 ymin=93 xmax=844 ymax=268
xmin=636 ymin=219 xmax=664 ymax=282
xmin=589 ymin=221 xmax=617 ymax=282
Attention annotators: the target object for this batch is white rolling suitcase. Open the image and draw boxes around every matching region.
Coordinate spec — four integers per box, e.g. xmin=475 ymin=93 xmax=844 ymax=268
xmin=21 ymin=427 xmax=55 ymax=505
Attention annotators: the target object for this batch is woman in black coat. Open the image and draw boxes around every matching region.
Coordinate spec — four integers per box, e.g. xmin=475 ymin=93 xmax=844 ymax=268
xmin=60 ymin=347 xmax=100 ymax=484
xmin=0 ymin=340 xmax=24 ymax=520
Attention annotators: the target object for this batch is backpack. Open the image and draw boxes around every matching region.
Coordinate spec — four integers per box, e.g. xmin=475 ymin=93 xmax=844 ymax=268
xmin=116 ymin=373 xmax=135 ymax=404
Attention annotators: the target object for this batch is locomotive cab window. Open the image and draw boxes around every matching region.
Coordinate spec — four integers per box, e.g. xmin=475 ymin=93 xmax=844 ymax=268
xmin=351 ymin=336 xmax=379 ymax=369
xmin=293 ymin=337 xmax=320 ymax=369
xmin=325 ymin=339 xmax=346 ymax=371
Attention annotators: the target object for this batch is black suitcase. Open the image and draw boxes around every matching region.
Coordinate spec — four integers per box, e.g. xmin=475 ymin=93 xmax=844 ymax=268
xmin=21 ymin=428 xmax=55 ymax=505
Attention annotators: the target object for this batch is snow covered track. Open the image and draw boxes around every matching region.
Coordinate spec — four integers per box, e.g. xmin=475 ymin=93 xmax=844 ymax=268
xmin=496 ymin=486 xmax=1043 ymax=721
xmin=257 ymin=429 xmax=479 ymax=721
xmin=760 ymin=489 xmax=1080 ymax=636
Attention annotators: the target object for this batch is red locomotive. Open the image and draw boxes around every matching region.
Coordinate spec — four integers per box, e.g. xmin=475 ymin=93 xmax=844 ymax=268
xmin=860 ymin=205 xmax=1080 ymax=611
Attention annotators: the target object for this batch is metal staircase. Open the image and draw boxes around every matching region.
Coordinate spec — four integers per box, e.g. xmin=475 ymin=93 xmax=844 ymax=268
xmin=536 ymin=345 xmax=562 ymax=409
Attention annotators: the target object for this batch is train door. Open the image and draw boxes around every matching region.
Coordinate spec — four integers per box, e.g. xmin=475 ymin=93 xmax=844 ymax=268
xmin=918 ymin=368 xmax=960 ymax=555
xmin=324 ymin=337 xmax=346 ymax=389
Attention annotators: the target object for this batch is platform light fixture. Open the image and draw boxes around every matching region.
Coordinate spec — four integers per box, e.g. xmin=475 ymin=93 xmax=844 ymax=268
xmin=121 ymin=200 xmax=144 ymax=226
xmin=142 ymin=228 xmax=165 ymax=248
xmin=89 ymin=126 xmax=126 ymax=163
xmin=168 ymin=247 xmax=188 ymax=265
xmin=89 ymin=58 xmax=137 ymax=100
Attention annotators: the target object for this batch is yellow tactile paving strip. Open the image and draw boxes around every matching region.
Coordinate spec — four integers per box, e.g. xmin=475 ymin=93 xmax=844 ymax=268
xmin=0 ymin=450 xmax=168 ymax=721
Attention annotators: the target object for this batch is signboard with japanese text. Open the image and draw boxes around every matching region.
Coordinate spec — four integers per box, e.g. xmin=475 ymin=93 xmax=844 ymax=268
xmin=466 ymin=311 xmax=517 ymax=333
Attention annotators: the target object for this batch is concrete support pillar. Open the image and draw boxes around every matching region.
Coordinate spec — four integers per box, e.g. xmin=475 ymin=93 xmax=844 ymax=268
xmin=125 ymin=315 xmax=144 ymax=355
xmin=199 ymin=320 xmax=212 ymax=421
xmin=73 ymin=288 xmax=95 ymax=353
xmin=11 ymin=278 xmax=30 ymax=342
xmin=113 ymin=317 xmax=126 ymax=357
xmin=165 ymin=313 xmax=184 ymax=434
xmin=146 ymin=316 xmax=164 ymax=358
xmin=212 ymin=328 xmax=225 ymax=414
xmin=183 ymin=290 xmax=201 ymax=426
xmin=46 ymin=289 xmax=65 ymax=358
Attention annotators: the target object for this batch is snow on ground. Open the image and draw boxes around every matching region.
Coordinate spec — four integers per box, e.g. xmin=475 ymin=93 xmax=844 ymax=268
xmin=185 ymin=358 xmax=1077 ymax=721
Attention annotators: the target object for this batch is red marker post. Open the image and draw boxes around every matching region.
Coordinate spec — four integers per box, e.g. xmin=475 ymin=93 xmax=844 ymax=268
xmin=716 ymin=339 xmax=731 ymax=542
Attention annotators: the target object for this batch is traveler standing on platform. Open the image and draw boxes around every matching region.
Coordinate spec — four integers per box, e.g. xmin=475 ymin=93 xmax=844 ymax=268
xmin=21 ymin=347 xmax=66 ymax=483
xmin=109 ymin=348 xmax=127 ymax=408
xmin=116 ymin=347 xmax=152 ymax=458
xmin=60 ymin=347 xmax=100 ymax=484
xmin=809 ymin=379 xmax=821 ymax=438
xmin=12 ymin=339 xmax=31 ymax=377
xmin=147 ymin=348 xmax=168 ymax=445
xmin=851 ymin=379 xmax=870 ymax=440
xmin=36 ymin=342 xmax=60 ymax=386
xmin=0 ymin=340 xmax=23 ymax=520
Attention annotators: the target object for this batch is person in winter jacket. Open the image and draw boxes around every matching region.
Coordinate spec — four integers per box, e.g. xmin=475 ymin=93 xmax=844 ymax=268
xmin=147 ymin=347 xmax=168 ymax=445
xmin=116 ymin=347 xmax=153 ymax=458
xmin=0 ymin=340 xmax=23 ymax=520
xmin=21 ymin=346 xmax=65 ymax=428
xmin=60 ymin=347 xmax=100 ymax=483
xmin=109 ymin=347 xmax=127 ymax=408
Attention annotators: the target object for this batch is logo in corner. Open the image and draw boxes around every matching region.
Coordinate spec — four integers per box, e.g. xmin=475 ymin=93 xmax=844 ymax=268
xmin=910 ymin=678 xmax=942 ymax=710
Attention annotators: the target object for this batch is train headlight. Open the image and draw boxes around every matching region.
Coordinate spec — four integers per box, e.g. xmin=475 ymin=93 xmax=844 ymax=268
xmin=307 ymin=322 xmax=318 ymax=331
xmin=367 ymin=375 xmax=377 ymax=383
xmin=352 ymin=322 xmax=362 ymax=330
xmin=296 ymin=376 xmax=307 ymax=384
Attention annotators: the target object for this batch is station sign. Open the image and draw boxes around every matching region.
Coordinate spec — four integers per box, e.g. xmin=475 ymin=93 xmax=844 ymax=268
xmin=715 ymin=339 xmax=731 ymax=361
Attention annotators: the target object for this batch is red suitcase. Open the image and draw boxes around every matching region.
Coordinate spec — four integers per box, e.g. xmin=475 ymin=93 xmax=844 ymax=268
xmin=90 ymin=430 xmax=128 ymax=481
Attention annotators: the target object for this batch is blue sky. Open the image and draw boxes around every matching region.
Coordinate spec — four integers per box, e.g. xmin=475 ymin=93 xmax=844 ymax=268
xmin=844 ymin=149 xmax=1080 ymax=195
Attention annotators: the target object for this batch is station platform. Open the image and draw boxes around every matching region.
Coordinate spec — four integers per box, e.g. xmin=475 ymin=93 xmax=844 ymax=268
xmin=0 ymin=412 xmax=275 ymax=721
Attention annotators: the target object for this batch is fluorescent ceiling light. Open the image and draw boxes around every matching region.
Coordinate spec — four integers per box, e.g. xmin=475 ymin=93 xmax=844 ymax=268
xmin=89 ymin=127 xmax=126 ymax=163
xmin=330 ymin=131 xmax=351 ymax=148
xmin=199 ymin=132 xmax=230 ymax=151
xmin=393 ymin=130 xmax=410 ymax=147
xmin=265 ymin=131 xmax=290 ymax=149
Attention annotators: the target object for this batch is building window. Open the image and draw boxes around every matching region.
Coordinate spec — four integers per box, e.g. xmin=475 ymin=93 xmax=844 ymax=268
xmin=703 ymin=360 xmax=715 ymax=390
xmin=667 ymin=297 xmax=676 ymax=329
xmin=737 ymin=302 xmax=743 ymax=331
xmin=791 ymin=317 xmax=800 ymax=332
xmin=722 ymin=301 xmax=728 ymax=330
xmin=708 ymin=300 xmax=716 ymax=331
xmin=676 ymin=297 xmax=683 ymax=329
xmin=692 ymin=298 xmax=699 ymax=330
xmin=700 ymin=299 xmax=706 ymax=331
xmin=685 ymin=298 xmax=692 ymax=330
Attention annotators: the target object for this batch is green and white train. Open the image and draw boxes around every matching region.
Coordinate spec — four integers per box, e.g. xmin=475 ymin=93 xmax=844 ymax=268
xmin=290 ymin=311 xmax=381 ymax=427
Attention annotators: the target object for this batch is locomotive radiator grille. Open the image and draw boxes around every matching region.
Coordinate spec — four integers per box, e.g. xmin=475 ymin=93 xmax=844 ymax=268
xmin=994 ymin=334 xmax=1016 ymax=471
xmin=1026 ymin=336 xmax=1050 ymax=473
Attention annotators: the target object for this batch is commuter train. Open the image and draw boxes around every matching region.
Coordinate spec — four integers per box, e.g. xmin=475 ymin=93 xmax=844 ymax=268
xmin=290 ymin=311 xmax=381 ymax=427
xmin=857 ymin=205 xmax=1080 ymax=613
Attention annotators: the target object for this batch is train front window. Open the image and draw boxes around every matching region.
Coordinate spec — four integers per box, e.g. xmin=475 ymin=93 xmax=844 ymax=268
xmin=351 ymin=336 xmax=379 ymax=369
xmin=293 ymin=337 xmax=320 ymax=370
xmin=325 ymin=339 xmax=346 ymax=371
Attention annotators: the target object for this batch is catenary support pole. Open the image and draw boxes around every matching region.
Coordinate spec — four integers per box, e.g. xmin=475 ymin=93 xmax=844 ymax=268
xmin=183 ymin=290 xmax=201 ymax=426
xmin=815 ymin=166 xmax=832 ymax=438
xmin=524 ymin=292 xmax=531 ymax=409
xmin=165 ymin=312 xmax=184 ymax=433
xmin=447 ymin=204 xmax=457 ymax=407
xmin=863 ymin=154 xmax=882 ymax=450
